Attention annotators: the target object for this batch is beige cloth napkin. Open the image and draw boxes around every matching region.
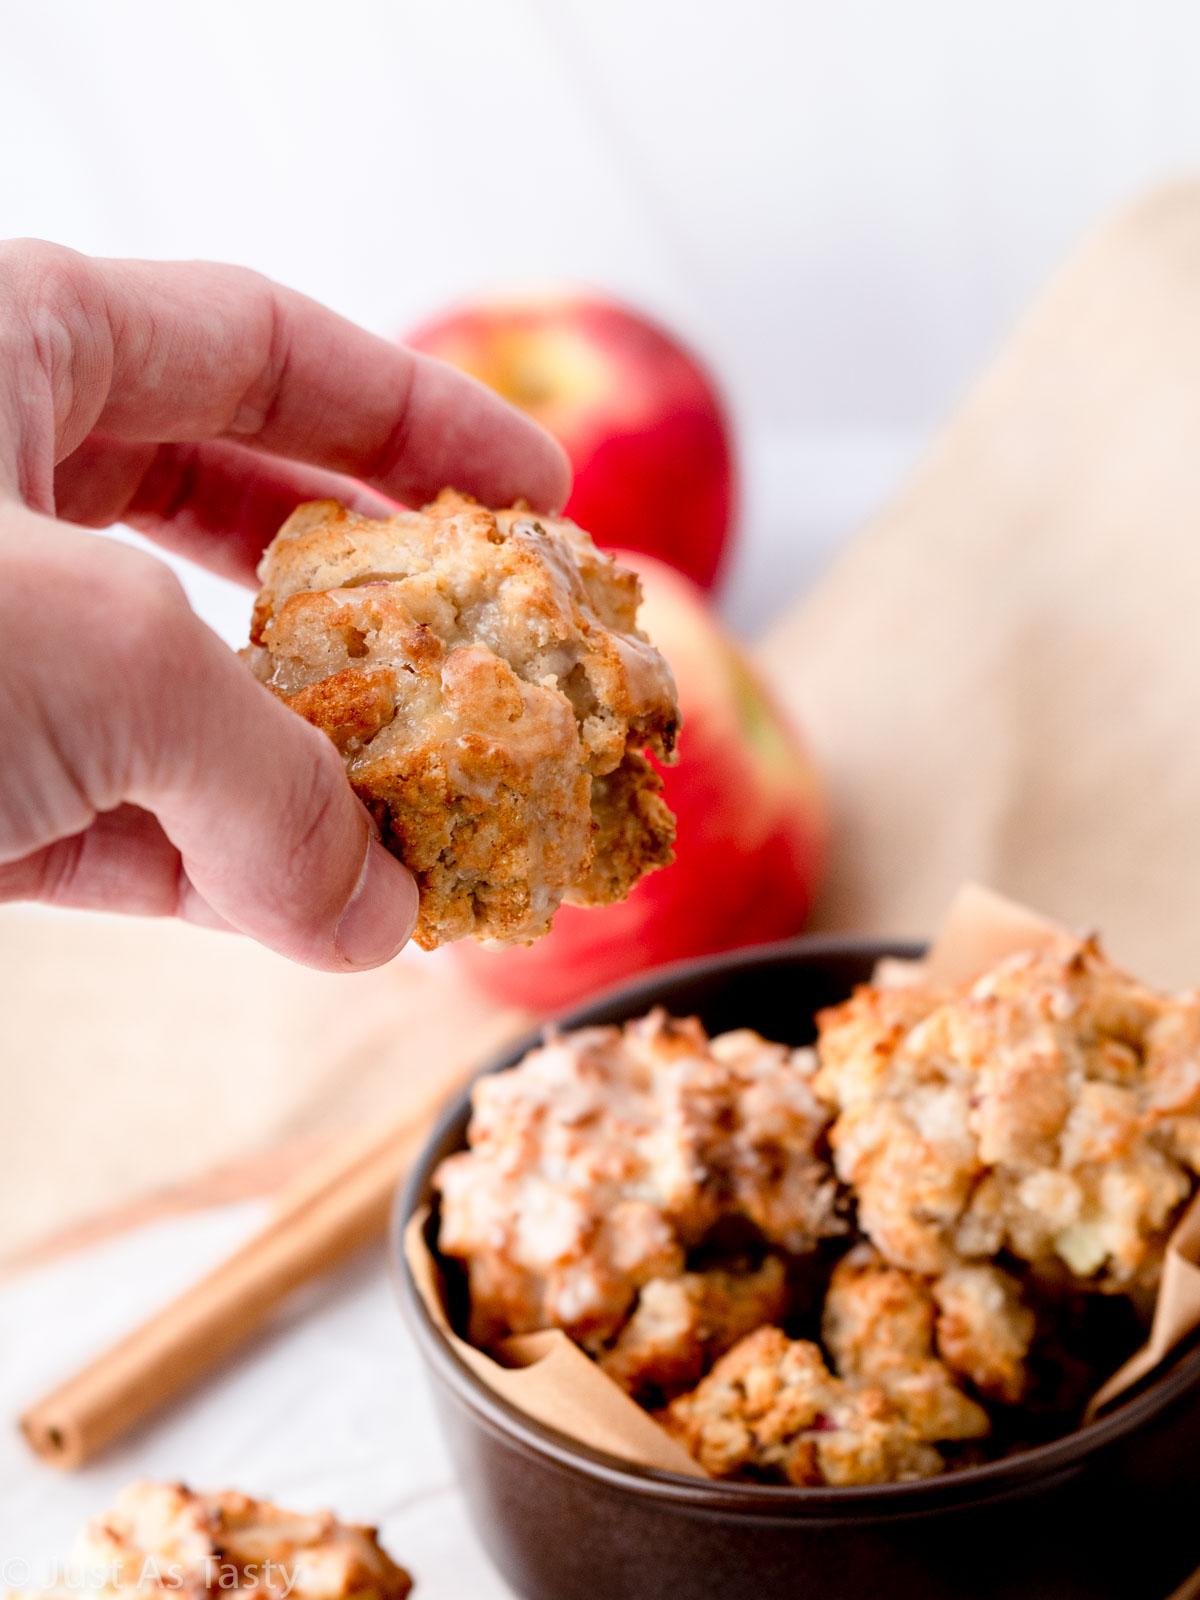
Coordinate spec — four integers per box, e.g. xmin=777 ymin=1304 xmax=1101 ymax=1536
xmin=761 ymin=179 xmax=1200 ymax=991
xmin=0 ymin=910 xmax=526 ymax=1259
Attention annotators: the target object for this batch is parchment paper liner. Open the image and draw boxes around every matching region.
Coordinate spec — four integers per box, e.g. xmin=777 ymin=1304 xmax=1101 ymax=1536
xmin=405 ymin=1209 xmax=703 ymax=1476
xmin=406 ymin=882 xmax=1200 ymax=1475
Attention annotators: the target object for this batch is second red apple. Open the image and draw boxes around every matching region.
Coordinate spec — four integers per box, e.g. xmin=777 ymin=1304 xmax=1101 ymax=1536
xmin=403 ymin=290 xmax=736 ymax=590
xmin=453 ymin=551 xmax=827 ymax=1012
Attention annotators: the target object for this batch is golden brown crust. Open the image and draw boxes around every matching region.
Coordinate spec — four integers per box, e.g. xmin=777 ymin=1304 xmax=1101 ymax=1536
xmin=659 ymin=1326 xmax=958 ymax=1486
xmin=822 ymin=1244 xmax=938 ymax=1375
xmin=821 ymin=1246 xmax=993 ymax=1438
xmin=931 ymin=1263 xmax=1036 ymax=1405
xmin=568 ymin=750 xmax=675 ymax=906
xmin=61 ymin=1482 xmax=411 ymax=1600
xmin=598 ymin=1257 xmax=789 ymax=1402
xmin=823 ymin=1244 xmax=1029 ymax=1416
xmin=244 ymin=490 xmax=679 ymax=948
xmin=434 ymin=1011 xmax=843 ymax=1349
xmin=282 ymin=666 xmax=398 ymax=754
xmin=813 ymin=937 xmax=1200 ymax=1286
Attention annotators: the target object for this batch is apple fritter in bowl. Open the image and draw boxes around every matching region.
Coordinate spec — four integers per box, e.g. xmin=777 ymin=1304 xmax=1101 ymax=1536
xmin=428 ymin=933 xmax=1200 ymax=1488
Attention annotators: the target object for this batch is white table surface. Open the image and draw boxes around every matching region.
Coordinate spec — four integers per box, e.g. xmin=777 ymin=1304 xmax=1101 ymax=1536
xmin=0 ymin=1203 xmax=514 ymax=1599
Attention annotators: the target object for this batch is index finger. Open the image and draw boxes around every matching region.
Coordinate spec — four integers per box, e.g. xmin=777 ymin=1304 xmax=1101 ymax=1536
xmin=0 ymin=240 xmax=571 ymax=515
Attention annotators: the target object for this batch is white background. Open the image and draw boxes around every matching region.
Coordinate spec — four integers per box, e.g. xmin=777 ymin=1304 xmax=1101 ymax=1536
xmin=7 ymin=0 xmax=1200 ymax=638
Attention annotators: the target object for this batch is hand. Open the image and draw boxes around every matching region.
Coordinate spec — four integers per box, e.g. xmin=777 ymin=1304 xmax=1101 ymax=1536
xmin=0 ymin=240 xmax=570 ymax=969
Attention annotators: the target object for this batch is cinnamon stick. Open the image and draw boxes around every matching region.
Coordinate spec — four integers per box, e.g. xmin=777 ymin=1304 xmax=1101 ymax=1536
xmin=19 ymin=1057 xmax=479 ymax=1469
xmin=1168 ymin=1563 xmax=1200 ymax=1600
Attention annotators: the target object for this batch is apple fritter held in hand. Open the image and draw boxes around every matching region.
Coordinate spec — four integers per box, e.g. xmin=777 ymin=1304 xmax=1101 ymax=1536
xmin=245 ymin=490 xmax=680 ymax=949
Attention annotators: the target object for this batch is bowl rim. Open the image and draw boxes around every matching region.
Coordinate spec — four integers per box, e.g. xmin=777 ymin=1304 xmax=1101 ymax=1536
xmin=393 ymin=931 xmax=1200 ymax=1520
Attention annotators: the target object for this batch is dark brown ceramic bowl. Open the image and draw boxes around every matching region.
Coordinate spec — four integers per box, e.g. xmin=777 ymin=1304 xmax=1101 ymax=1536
xmin=394 ymin=936 xmax=1200 ymax=1600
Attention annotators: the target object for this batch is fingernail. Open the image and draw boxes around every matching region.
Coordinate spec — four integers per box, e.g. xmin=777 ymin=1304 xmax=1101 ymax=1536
xmin=335 ymin=836 xmax=418 ymax=968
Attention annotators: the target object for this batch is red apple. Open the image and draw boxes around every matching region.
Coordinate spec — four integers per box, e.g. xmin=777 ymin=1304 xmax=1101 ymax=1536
xmin=452 ymin=551 xmax=828 ymax=1012
xmin=403 ymin=290 xmax=736 ymax=590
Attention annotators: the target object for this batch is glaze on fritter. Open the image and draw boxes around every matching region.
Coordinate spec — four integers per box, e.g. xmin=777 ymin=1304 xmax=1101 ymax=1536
xmin=246 ymin=491 xmax=679 ymax=949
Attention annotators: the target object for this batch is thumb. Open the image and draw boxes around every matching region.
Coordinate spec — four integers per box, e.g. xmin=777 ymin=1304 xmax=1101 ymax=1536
xmin=0 ymin=512 xmax=418 ymax=970
xmin=159 ymin=713 xmax=419 ymax=971
xmin=141 ymin=620 xmax=421 ymax=971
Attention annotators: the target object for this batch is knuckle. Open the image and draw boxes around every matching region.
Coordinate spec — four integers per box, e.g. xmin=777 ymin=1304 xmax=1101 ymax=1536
xmin=0 ymin=238 xmax=95 ymax=328
xmin=0 ymin=236 xmax=76 ymax=285
xmin=0 ymin=242 xmax=106 ymax=504
xmin=224 ymin=276 xmax=287 ymax=438
xmin=275 ymin=746 xmax=359 ymax=912
xmin=88 ymin=545 xmax=190 ymax=683
xmin=37 ymin=542 xmax=194 ymax=803
xmin=287 ymin=762 xmax=342 ymax=859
